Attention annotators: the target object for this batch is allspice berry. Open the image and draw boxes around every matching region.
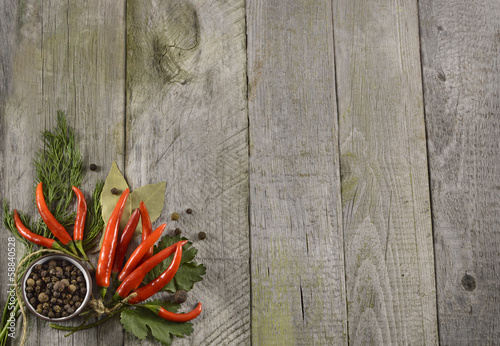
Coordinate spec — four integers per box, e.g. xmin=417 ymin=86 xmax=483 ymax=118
xmin=38 ymin=292 xmax=49 ymax=303
xmin=173 ymin=290 xmax=188 ymax=304
xmin=186 ymin=208 xmax=193 ymax=214
xmin=53 ymin=281 xmax=65 ymax=292
xmin=198 ymin=231 xmax=207 ymax=240
xmin=171 ymin=212 xmax=180 ymax=221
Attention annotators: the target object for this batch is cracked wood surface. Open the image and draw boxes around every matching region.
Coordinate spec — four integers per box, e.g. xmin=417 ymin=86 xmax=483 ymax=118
xmin=1 ymin=0 xmax=499 ymax=345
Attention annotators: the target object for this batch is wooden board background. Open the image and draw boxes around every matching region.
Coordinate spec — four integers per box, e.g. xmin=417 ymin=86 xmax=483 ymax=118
xmin=0 ymin=0 xmax=498 ymax=345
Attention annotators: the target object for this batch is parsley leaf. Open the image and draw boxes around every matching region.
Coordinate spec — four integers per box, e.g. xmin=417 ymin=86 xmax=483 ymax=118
xmin=144 ymin=235 xmax=206 ymax=293
xmin=120 ymin=300 xmax=193 ymax=346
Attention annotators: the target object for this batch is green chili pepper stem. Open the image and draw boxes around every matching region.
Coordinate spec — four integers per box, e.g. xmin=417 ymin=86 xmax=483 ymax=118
xmin=49 ymin=308 xmax=124 ymax=335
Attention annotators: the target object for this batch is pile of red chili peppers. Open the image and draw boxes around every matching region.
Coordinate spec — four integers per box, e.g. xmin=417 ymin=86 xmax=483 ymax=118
xmin=13 ymin=183 xmax=202 ymax=323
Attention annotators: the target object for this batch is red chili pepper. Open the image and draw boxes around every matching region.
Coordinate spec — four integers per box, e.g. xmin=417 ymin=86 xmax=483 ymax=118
xmin=13 ymin=210 xmax=64 ymax=251
xmin=71 ymin=186 xmax=88 ymax=259
xmin=36 ymin=182 xmax=74 ymax=247
xmin=127 ymin=242 xmax=183 ymax=304
xmin=112 ymin=208 xmax=141 ymax=275
xmin=96 ymin=188 xmax=130 ymax=296
xmin=144 ymin=302 xmax=202 ymax=323
xmin=118 ymin=223 xmax=167 ymax=282
xmin=72 ymin=186 xmax=87 ymax=241
xmin=114 ymin=240 xmax=188 ymax=300
xmin=139 ymin=201 xmax=153 ymax=263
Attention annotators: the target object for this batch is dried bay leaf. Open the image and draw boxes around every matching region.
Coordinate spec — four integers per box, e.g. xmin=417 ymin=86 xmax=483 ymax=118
xmin=99 ymin=162 xmax=167 ymax=248
xmin=130 ymin=181 xmax=167 ymax=236
xmin=101 ymin=161 xmax=130 ymax=227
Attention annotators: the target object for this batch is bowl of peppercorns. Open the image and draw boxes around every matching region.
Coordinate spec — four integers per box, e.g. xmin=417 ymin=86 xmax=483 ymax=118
xmin=21 ymin=254 xmax=92 ymax=321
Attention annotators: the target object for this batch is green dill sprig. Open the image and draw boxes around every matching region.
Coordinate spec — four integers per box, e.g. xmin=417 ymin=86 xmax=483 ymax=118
xmin=32 ymin=111 xmax=83 ymax=238
xmin=83 ymin=179 xmax=105 ymax=251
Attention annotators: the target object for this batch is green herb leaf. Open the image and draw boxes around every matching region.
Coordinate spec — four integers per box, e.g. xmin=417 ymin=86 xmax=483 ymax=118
xmin=144 ymin=235 xmax=206 ymax=293
xmin=120 ymin=301 xmax=193 ymax=346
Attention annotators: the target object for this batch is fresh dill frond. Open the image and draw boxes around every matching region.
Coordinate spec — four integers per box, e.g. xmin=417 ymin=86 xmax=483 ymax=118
xmin=2 ymin=200 xmax=34 ymax=251
xmin=83 ymin=180 xmax=105 ymax=251
xmin=32 ymin=111 xmax=83 ymax=238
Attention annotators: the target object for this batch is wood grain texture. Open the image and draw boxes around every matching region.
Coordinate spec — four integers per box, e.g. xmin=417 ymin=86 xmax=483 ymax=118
xmin=419 ymin=1 xmax=500 ymax=344
xmin=125 ymin=0 xmax=249 ymax=345
xmin=247 ymin=1 xmax=347 ymax=344
xmin=0 ymin=0 xmax=125 ymax=344
xmin=333 ymin=0 xmax=438 ymax=344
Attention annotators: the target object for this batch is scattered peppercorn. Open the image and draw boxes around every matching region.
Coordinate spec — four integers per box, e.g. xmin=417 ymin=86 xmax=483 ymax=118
xmin=173 ymin=290 xmax=188 ymax=304
xmin=171 ymin=212 xmax=180 ymax=221
xmin=198 ymin=232 xmax=207 ymax=240
xmin=174 ymin=228 xmax=182 ymax=236
xmin=186 ymin=208 xmax=193 ymax=214
xmin=89 ymin=164 xmax=97 ymax=171
xmin=111 ymin=188 xmax=119 ymax=195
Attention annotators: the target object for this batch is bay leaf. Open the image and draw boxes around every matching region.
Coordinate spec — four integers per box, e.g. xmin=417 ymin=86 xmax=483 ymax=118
xmin=100 ymin=161 xmax=131 ymax=232
xmin=130 ymin=181 xmax=167 ymax=236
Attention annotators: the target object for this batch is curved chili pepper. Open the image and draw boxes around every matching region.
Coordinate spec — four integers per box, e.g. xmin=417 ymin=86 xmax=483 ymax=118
xmin=72 ymin=186 xmax=87 ymax=241
xmin=72 ymin=186 xmax=88 ymax=259
xmin=114 ymin=240 xmax=188 ymax=300
xmin=36 ymin=182 xmax=74 ymax=249
xmin=112 ymin=208 xmax=141 ymax=275
xmin=13 ymin=210 xmax=65 ymax=251
xmin=127 ymin=242 xmax=183 ymax=304
xmin=118 ymin=223 xmax=167 ymax=282
xmin=96 ymin=188 xmax=130 ymax=297
xmin=139 ymin=201 xmax=153 ymax=263
xmin=144 ymin=302 xmax=202 ymax=323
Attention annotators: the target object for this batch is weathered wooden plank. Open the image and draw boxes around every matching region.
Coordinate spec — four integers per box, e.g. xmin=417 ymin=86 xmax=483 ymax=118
xmin=247 ymin=0 xmax=347 ymax=344
xmin=419 ymin=1 xmax=500 ymax=344
xmin=0 ymin=0 xmax=125 ymax=345
xmin=333 ymin=0 xmax=438 ymax=344
xmin=125 ymin=0 xmax=249 ymax=345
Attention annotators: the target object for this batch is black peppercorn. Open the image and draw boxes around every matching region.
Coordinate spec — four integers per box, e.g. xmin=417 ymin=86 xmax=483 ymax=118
xmin=198 ymin=231 xmax=207 ymax=240
xmin=90 ymin=163 xmax=97 ymax=171
xmin=111 ymin=188 xmax=119 ymax=195
xmin=173 ymin=290 xmax=188 ymax=304
xmin=174 ymin=228 xmax=182 ymax=236
xmin=186 ymin=208 xmax=193 ymax=214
